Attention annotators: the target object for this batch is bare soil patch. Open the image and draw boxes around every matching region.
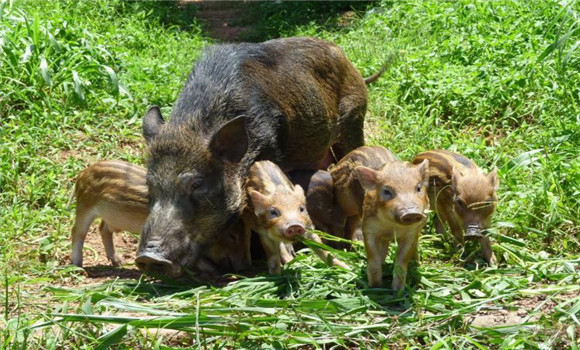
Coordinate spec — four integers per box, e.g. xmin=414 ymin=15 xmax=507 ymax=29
xmin=469 ymin=291 xmax=580 ymax=328
xmin=182 ymin=1 xmax=254 ymax=42
xmin=81 ymin=225 xmax=140 ymax=270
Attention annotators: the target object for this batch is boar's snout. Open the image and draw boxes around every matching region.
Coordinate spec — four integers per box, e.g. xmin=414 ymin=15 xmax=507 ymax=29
xmin=465 ymin=224 xmax=483 ymax=240
xmin=397 ymin=208 xmax=426 ymax=225
xmin=135 ymin=253 xmax=174 ymax=276
xmin=284 ymin=224 xmax=306 ymax=239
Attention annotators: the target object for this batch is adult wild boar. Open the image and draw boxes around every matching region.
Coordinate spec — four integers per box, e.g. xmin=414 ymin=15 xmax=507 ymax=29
xmin=137 ymin=37 xmax=370 ymax=276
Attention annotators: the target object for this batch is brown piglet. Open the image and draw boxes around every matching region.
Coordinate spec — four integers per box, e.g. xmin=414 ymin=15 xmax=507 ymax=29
xmin=243 ymin=161 xmax=348 ymax=274
xmin=288 ymin=169 xmax=346 ymax=243
xmin=331 ymin=146 xmax=430 ymax=290
xmin=71 ymin=160 xmax=250 ymax=273
xmin=412 ymin=150 xmax=499 ymax=264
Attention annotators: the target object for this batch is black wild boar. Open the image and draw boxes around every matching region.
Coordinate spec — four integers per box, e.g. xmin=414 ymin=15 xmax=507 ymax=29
xmin=137 ymin=37 xmax=369 ymax=275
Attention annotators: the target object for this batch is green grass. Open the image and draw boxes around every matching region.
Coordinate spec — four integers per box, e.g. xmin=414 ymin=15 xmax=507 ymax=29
xmin=1 ymin=0 xmax=579 ymax=348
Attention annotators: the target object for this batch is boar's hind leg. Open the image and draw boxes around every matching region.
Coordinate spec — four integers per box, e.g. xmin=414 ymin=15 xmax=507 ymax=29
xmin=98 ymin=221 xmax=123 ymax=267
xmin=333 ymin=104 xmax=365 ymax=161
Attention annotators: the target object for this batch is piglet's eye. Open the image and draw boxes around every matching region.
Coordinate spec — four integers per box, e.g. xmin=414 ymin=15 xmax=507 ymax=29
xmin=381 ymin=188 xmax=393 ymax=200
xmin=269 ymin=207 xmax=281 ymax=219
xmin=455 ymin=198 xmax=466 ymax=209
xmin=416 ymin=184 xmax=422 ymax=193
xmin=299 ymin=206 xmax=306 ymax=213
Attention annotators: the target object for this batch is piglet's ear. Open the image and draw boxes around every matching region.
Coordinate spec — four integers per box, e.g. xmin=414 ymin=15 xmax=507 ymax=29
xmin=143 ymin=106 xmax=165 ymax=145
xmin=293 ymin=184 xmax=305 ymax=198
xmin=356 ymin=166 xmax=378 ymax=190
xmin=451 ymin=167 xmax=463 ymax=190
xmin=209 ymin=116 xmax=248 ymax=164
xmin=415 ymin=159 xmax=429 ymax=182
xmin=488 ymin=168 xmax=500 ymax=190
xmin=249 ymin=190 xmax=269 ymax=214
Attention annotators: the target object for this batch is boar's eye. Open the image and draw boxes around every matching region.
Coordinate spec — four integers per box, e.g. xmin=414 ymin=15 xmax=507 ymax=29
xmin=381 ymin=187 xmax=393 ymax=200
xmin=269 ymin=207 xmax=281 ymax=219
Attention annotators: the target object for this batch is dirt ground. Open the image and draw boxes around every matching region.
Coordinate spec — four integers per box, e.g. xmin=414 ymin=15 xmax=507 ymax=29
xmin=183 ymin=1 xmax=253 ymax=42
xmin=468 ymin=292 xmax=579 ymax=328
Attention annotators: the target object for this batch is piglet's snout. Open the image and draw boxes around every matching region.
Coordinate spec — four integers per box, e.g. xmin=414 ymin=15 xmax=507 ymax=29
xmin=465 ymin=225 xmax=483 ymax=240
xmin=398 ymin=208 xmax=426 ymax=225
xmin=284 ymin=224 xmax=306 ymax=239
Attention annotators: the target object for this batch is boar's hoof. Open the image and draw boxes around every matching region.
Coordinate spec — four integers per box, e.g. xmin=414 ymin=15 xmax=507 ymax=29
xmin=135 ymin=253 xmax=173 ymax=275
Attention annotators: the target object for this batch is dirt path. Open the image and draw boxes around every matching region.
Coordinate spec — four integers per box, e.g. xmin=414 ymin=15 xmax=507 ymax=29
xmin=183 ymin=1 xmax=254 ymax=42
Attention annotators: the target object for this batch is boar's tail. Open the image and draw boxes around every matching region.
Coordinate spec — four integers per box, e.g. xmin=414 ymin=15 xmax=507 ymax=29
xmin=363 ymin=51 xmax=399 ymax=85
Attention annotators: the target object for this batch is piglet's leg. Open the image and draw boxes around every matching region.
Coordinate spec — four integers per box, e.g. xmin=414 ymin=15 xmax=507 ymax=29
xmin=480 ymin=236 xmax=497 ymax=266
xmin=99 ymin=221 xmax=123 ymax=267
xmin=345 ymin=214 xmax=362 ymax=241
xmin=439 ymin=207 xmax=464 ymax=245
xmin=306 ymin=232 xmax=350 ymax=270
xmin=279 ymin=242 xmax=295 ymax=265
xmin=364 ymin=230 xmax=390 ymax=288
xmin=433 ymin=214 xmax=445 ymax=235
xmin=392 ymin=232 xmax=419 ymax=291
xmin=71 ymin=207 xmax=96 ymax=267
xmin=259 ymin=234 xmax=282 ymax=274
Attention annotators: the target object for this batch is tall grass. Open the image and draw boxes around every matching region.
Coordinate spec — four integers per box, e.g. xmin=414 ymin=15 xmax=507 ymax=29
xmin=0 ymin=0 xmax=579 ymax=348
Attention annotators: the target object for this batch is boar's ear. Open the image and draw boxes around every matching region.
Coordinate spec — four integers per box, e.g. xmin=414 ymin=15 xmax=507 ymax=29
xmin=143 ymin=106 xmax=165 ymax=145
xmin=249 ymin=190 xmax=270 ymax=214
xmin=356 ymin=166 xmax=378 ymax=190
xmin=488 ymin=168 xmax=500 ymax=190
xmin=415 ymin=159 xmax=429 ymax=182
xmin=209 ymin=116 xmax=248 ymax=164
